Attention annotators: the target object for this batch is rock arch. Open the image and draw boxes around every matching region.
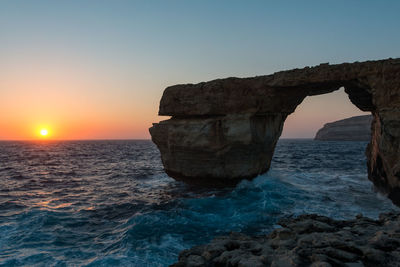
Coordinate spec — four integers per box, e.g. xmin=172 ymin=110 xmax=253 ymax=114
xmin=149 ymin=59 xmax=400 ymax=205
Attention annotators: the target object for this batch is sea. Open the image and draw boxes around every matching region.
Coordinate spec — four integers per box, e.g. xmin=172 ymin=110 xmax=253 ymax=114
xmin=0 ymin=139 xmax=398 ymax=266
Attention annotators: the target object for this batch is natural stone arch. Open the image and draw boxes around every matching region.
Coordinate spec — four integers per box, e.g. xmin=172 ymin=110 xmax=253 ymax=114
xmin=150 ymin=59 xmax=400 ymax=205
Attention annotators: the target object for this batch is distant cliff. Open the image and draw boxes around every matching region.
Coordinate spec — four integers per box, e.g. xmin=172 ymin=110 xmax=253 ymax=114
xmin=314 ymin=115 xmax=372 ymax=141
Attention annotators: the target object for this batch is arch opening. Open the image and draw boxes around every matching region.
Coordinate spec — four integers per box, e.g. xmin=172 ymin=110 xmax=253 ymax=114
xmin=281 ymin=88 xmax=370 ymax=139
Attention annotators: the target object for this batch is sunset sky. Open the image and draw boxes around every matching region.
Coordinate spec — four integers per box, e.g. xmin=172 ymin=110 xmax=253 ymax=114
xmin=1 ymin=0 xmax=399 ymax=140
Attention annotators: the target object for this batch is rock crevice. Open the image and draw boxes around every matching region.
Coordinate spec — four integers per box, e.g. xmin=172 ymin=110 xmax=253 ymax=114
xmin=149 ymin=58 xmax=400 ymax=204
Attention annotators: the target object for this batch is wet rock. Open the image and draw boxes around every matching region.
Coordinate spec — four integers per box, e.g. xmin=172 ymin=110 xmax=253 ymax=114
xmin=171 ymin=212 xmax=400 ymax=266
xmin=310 ymin=261 xmax=332 ymax=267
xmin=185 ymin=255 xmax=205 ymax=267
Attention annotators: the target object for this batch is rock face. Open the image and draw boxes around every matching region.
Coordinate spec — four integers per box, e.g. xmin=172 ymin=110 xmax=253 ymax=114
xmin=172 ymin=212 xmax=400 ymax=267
xmin=150 ymin=114 xmax=285 ymax=186
xmin=149 ymin=58 xmax=400 ymax=204
xmin=314 ymin=115 xmax=373 ymax=141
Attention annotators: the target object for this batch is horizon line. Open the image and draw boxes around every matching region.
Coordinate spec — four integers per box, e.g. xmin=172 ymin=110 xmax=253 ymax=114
xmin=0 ymin=138 xmax=152 ymax=142
xmin=0 ymin=137 xmax=317 ymax=142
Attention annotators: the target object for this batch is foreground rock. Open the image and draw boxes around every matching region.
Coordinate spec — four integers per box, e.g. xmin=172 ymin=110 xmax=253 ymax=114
xmin=314 ymin=115 xmax=372 ymax=141
xmin=149 ymin=58 xmax=400 ymax=204
xmin=172 ymin=212 xmax=400 ymax=267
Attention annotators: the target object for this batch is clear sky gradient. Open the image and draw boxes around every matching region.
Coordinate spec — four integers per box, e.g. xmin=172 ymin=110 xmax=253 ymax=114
xmin=1 ymin=0 xmax=399 ymax=140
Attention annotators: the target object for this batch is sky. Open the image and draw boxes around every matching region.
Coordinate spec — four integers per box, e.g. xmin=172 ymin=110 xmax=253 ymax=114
xmin=0 ymin=0 xmax=399 ymax=140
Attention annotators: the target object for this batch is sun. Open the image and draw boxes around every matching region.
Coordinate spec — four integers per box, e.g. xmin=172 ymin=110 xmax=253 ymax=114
xmin=36 ymin=126 xmax=51 ymax=139
xmin=40 ymin=129 xmax=49 ymax=137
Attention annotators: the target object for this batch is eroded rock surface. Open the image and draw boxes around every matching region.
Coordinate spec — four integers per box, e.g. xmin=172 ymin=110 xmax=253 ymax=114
xmin=171 ymin=212 xmax=400 ymax=267
xmin=314 ymin=115 xmax=372 ymax=141
xmin=149 ymin=58 xmax=400 ymax=203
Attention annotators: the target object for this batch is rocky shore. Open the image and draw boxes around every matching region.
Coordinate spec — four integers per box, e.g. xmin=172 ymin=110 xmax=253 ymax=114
xmin=172 ymin=212 xmax=400 ymax=267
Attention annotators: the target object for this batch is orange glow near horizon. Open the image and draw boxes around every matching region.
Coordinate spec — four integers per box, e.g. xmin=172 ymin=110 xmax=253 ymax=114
xmin=0 ymin=58 xmax=160 ymax=140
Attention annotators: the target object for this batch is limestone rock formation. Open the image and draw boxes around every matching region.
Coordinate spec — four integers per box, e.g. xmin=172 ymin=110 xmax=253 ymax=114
xmin=314 ymin=115 xmax=372 ymax=141
xmin=149 ymin=58 xmax=400 ymax=204
xmin=171 ymin=212 xmax=400 ymax=267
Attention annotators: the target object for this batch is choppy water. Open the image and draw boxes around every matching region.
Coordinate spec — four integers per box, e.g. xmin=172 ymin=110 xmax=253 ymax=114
xmin=0 ymin=140 xmax=397 ymax=266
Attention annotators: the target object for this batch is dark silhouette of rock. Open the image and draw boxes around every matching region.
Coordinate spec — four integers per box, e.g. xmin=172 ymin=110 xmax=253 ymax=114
xmin=171 ymin=212 xmax=400 ymax=267
xmin=149 ymin=58 xmax=400 ymax=205
xmin=314 ymin=115 xmax=373 ymax=141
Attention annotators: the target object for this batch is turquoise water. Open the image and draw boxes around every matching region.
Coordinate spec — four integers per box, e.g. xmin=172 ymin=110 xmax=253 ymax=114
xmin=0 ymin=140 xmax=397 ymax=266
